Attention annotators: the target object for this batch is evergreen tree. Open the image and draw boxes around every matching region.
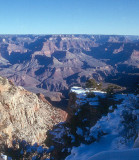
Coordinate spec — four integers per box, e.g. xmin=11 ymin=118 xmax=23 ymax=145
xmin=86 ymin=79 xmax=97 ymax=89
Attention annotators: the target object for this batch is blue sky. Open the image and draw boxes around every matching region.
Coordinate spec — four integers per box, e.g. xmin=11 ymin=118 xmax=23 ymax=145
xmin=0 ymin=0 xmax=139 ymax=35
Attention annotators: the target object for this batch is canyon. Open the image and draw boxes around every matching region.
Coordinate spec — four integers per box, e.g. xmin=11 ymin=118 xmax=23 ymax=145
xmin=0 ymin=35 xmax=138 ymax=104
xmin=0 ymin=34 xmax=139 ymax=159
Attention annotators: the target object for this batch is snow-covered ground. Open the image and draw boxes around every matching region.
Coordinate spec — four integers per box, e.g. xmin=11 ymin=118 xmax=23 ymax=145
xmin=0 ymin=141 xmax=54 ymax=160
xmin=66 ymin=87 xmax=139 ymax=160
xmin=87 ymin=148 xmax=139 ymax=160
xmin=71 ymin=87 xmax=106 ymax=95
xmin=70 ymin=86 xmax=106 ymax=106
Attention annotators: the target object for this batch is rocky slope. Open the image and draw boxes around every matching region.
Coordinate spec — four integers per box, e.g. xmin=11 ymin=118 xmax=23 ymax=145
xmin=45 ymin=86 xmax=138 ymax=160
xmin=0 ymin=35 xmax=139 ymax=102
xmin=65 ymin=87 xmax=139 ymax=160
xmin=0 ymin=76 xmax=67 ymax=147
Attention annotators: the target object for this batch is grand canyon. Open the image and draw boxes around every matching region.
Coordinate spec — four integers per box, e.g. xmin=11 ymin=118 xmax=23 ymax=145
xmin=0 ymin=35 xmax=139 ymax=104
xmin=0 ymin=35 xmax=139 ymax=160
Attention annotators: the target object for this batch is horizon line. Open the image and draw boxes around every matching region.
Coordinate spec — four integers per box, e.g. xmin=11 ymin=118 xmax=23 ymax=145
xmin=0 ymin=33 xmax=139 ymax=36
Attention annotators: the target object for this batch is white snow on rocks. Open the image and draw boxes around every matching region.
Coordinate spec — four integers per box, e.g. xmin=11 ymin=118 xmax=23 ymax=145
xmin=70 ymin=86 xmax=106 ymax=107
xmin=66 ymin=88 xmax=139 ymax=160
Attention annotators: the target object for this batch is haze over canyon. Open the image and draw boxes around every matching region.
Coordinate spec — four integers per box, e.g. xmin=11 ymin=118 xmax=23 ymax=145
xmin=0 ymin=35 xmax=138 ymax=105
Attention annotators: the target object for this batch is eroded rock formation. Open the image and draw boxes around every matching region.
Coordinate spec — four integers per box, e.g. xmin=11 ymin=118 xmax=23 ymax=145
xmin=0 ymin=76 xmax=67 ymax=147
xmin=0 ymin=35 xmax=139 ymax=102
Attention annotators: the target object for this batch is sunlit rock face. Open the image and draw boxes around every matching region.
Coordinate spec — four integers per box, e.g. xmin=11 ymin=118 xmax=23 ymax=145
xmin=0 ymin=76 xmax=67 ymax=147
xmin=0 ymin=35 xmax=138 ymax=102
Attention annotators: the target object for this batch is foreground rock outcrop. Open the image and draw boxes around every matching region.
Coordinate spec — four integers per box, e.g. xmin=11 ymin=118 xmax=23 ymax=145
xmin=0 ymin=76 xmax=67 ymax=147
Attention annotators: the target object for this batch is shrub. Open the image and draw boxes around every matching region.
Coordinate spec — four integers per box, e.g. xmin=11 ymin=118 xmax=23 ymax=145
xmin=86 ymin=79 xmax=97 ymax=89
xmin=105 ymin=85 xmax=114 ymax=96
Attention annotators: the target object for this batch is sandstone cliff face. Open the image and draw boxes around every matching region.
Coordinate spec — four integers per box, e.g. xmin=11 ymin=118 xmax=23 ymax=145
xmin=0 ymin=76 xmax=67 ymax=147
